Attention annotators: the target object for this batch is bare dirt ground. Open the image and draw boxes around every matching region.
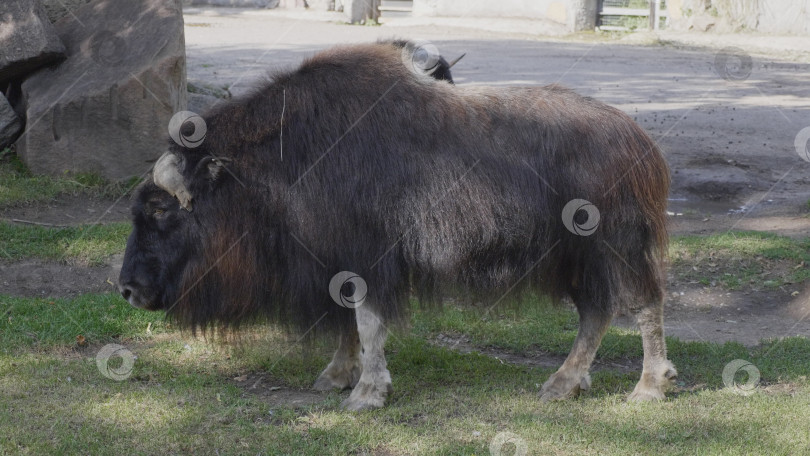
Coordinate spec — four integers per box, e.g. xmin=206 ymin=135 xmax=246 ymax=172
xmin=2 ymin=195 xmax=130 ymax=227
xmin=2 ymin=9 xmax=809 ymax=349
xmin=0 ymin=258 xmax=120 ymax=298
xmin=231 ymin=372 xmax=328 ymax=409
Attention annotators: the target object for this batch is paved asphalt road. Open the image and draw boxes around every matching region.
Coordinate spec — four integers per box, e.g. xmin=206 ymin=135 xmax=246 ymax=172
xmin=183 ymin=8 xmax=810 ymax=221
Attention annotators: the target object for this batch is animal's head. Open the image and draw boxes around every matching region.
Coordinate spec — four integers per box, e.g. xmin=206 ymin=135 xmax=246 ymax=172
xmin=119 ymin=152 xmax=266 ymax=326
xmin=118 ymin=151 xmax=238 ymax=312
xmin=118 ymin=179 xmax=186 ymax=311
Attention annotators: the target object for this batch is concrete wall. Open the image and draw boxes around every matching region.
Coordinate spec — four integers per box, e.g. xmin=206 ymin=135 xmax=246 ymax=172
xmin=412 ymin=0 xmax=598 ymax=32
xmin=668 ymin=0 xmax=810 ymax=34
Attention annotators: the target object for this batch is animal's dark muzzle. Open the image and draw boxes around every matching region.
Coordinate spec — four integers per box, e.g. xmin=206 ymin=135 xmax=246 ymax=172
xmin=118 ymin=280 xmax=163 ymax=311
xmin=120 ymin=285 xmax=133 ymax=302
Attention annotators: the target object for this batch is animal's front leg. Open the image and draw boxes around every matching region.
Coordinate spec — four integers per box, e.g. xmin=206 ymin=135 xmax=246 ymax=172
xmin=314 ymin=323 xmax=362 ymax=391
xmin=340 ymin=306 xmax=392 ymax=411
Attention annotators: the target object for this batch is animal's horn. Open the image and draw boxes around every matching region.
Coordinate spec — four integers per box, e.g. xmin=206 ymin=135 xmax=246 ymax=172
xmin=448 ymin=53 xmax=466 ymax=68
xmin=153 ymin=153 xmax=193 ymax=212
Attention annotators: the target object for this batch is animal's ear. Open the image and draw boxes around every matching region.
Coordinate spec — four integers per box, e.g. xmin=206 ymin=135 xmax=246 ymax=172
xmin=194 ymin=156 xmax=233 ymax=181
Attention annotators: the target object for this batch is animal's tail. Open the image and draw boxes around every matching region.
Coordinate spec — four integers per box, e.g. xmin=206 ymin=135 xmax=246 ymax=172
xmin=616 ymin=118 xmax=671 ymax=304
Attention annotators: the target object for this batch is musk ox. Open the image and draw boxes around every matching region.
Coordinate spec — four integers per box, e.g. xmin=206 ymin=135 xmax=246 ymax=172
xmin=119 ymin=40 xmax=676 ymax=411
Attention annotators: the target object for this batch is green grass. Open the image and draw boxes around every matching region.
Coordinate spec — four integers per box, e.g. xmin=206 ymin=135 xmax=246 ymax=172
xmin=411 ymin=297 xmax=810 ymax=386
xmin=670 ymin=231 xmax=810 ymax=290
xmin=0 ymin=293 xmax=168 ymax=349
xmin=0 ymin=222 xmax=131 ymax=265
xmin=1 ymin=292 xmax=809 ymax=455
xmin=0 ymin=148 xmax=140 ymax=208
xmin=1 ymin=213 xmax=809 ymax=454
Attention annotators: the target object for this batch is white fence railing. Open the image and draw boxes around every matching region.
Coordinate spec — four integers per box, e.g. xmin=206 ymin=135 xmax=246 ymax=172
xmin=599 ymin=0 xmax=669 ymax=31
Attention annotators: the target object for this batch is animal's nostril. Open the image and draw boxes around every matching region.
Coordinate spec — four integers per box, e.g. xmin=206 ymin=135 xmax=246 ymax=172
xmin=121 ymin=287 xmax=132 ymax=300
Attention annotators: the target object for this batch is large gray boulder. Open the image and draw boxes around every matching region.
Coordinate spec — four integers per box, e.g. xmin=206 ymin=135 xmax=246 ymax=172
xmin=0 ymin=93 xmax=23 ymax=149
xmin=0 ymin=0 xmax=66 ymax=84
xmin=40 ymin=0 xmax=95 ymax=24
xmin=15 ymin=0 xmax=187 ymax=180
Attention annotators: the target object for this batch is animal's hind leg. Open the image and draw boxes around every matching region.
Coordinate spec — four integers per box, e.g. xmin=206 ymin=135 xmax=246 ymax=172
xmin=540 ymin=304 xmax=612 ymax=401
xmin=340 ymin=306 xmax=393 ymax=411
xmin=628 ymin=300 xmax=677 ymax=401
xmin=314 ymin=324 xmax=362 ymax=391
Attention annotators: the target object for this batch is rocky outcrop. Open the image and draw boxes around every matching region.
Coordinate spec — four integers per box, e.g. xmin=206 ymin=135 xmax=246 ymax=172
xmin=15 ymin=0 xmax=187 ymax=180
xmin=0 ymin=0 xmax=66 ymax=84
xmin=39 ymin=0 xmax=95 ymax=24
xmin=0 ymin=94 xmax=23 ymax=149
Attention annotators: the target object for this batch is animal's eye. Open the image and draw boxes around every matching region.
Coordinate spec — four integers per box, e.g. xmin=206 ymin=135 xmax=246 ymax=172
xmin=153 ymin=208 xmax=166 ymax=217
